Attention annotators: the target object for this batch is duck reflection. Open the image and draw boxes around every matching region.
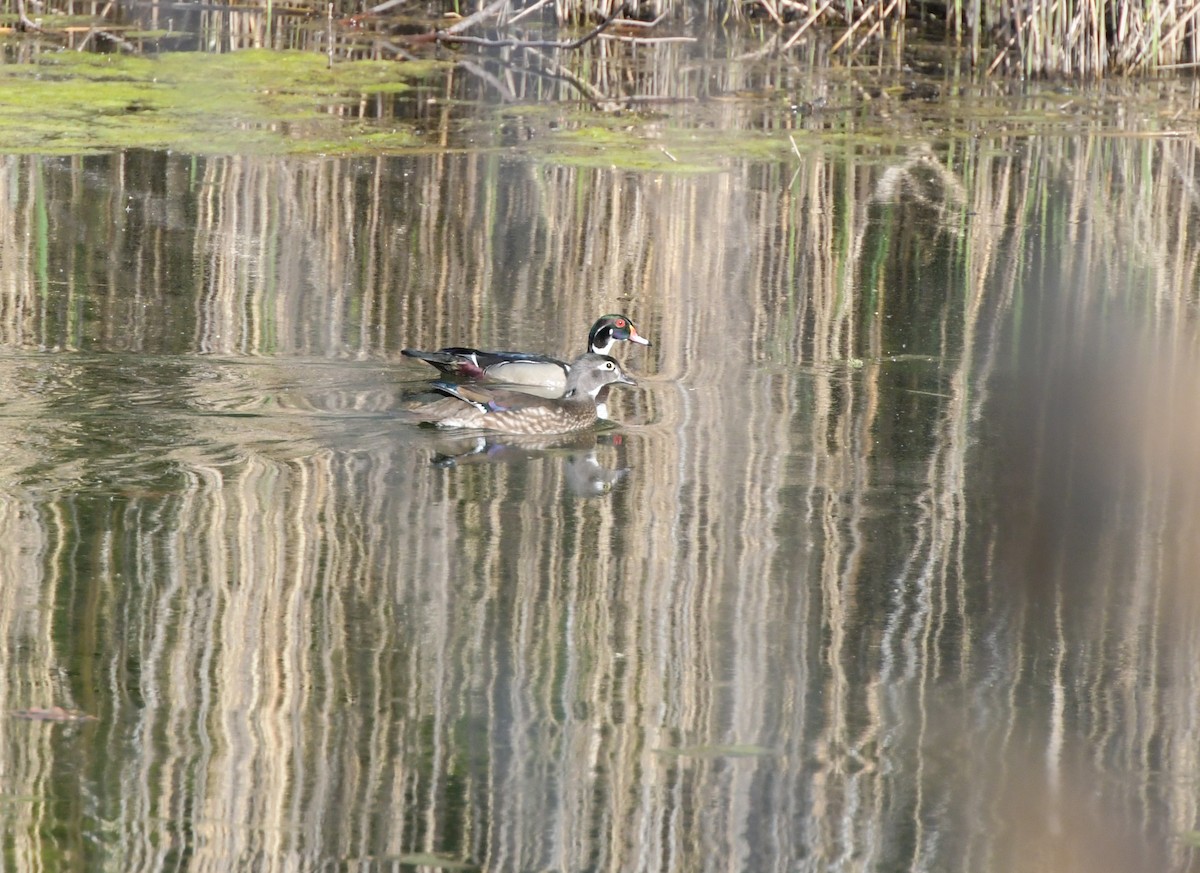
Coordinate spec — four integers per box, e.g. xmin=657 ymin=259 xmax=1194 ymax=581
xmin=425 ymin=431 xmax=630 ymax=498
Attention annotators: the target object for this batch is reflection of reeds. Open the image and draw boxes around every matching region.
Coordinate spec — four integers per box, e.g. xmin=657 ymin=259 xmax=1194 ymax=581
xmin=0 ymin=123 xmax=1197 ymax=869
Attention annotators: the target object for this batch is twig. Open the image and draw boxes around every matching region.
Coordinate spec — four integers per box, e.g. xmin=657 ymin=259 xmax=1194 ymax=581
xmin=374 ymin=37 xmax=420 ymax=60
xmin=505 ymin=0 xmax=554 ymax=26
xmin=437 ymin=4 xmax=644 ymax=112
xmin=734 ymin=32 xmax=780 ymax=61
xmin=830 ymin=1 xmax=875 ymax=52
xmin=851 ymin=0 xmax=893 ymax=57
xmin=620 ymin=95 xmax=698 ymax=103
xmin=599 ymin=34 xmax=697 ymax=43
xmin=659 ymin=146 xmax=678 ymax=162
xmin=613 ymin=12 xmax=667 ymax=27
xmin=442 ymin=0 xmax=511 ymax=34
xmin=788 ymin=134 xmax=802 ymax=160
xmin=367 ymin=0 xmax=407 ymax=14
xmin=438 ymin=3 xmax=627 ymax=49
xmin=757 ymin=0 xmax=784 ymax=26
xmin=457 ymin=59 xmax=517 ymax=101
xmin=1129 ymin=1 xmax=1200 ymax=70
xmin=16 ymin=0 xmax=43 ymax=31
xmin=523 ymin=46 xmax=618 ymax=108
xmin=102 ymin=28 xmax=138 ymax=51
xmin=986 ymin=26 xmax=1023 ymax=74
xmin=854 ymin=0 xmax=899 ymax=54
xmin=542 ymin=5 xmax=627 ymax=47
xmin=783 ymin=0 xmax=834 ymax=50
xmin=80 ymin=25 xmax=138 ymax=52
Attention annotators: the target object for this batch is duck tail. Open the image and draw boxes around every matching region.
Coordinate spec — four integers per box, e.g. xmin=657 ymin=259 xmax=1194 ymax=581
xmin=401 ymin=348 xmax=486 ymax=379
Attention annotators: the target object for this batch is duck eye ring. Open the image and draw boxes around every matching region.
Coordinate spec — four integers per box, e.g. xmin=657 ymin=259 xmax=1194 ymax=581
xmin=615 ymin=319 xmax=626 ymax=328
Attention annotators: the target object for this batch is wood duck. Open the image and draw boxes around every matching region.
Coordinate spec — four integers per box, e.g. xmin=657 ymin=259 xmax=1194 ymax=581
xmin=404 ymin=353 xmax=636 ymax=435
xmin=401 ymin=314 xmax=650 ymax=392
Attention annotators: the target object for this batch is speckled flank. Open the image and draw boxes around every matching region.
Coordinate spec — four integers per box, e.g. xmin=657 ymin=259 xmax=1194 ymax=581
xmin=447 ymin=406 xmax=598 ymax=435
xmin=411 ymin=397 xmax=600 ymax=433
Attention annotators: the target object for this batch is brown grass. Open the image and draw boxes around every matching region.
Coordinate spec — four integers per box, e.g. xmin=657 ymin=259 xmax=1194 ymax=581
xmin=3 ymin=0 xmax=1199 ymax=74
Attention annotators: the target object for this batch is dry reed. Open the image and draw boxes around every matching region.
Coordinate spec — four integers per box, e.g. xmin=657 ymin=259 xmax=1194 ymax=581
xmin=3 ymin=0 xmax=1200 ymax=74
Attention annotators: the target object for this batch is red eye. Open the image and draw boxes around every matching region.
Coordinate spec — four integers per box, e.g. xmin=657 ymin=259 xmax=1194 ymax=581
xmin=616 ymin=319 xmax=626 ymax=328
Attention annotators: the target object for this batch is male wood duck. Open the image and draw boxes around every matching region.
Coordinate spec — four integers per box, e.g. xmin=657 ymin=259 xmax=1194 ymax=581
xmin=404 ymin=353 xmax=635 ymax=435
xmin=402 ymin=314 xmax=650 ymax=392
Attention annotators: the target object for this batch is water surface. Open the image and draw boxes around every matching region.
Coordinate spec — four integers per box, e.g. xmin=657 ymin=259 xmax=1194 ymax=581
xmin=0 ymin=59 xmax=1198 ymax=873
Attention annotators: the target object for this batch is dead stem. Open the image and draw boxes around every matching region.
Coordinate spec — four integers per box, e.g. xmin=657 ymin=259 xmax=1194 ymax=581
xmin=437 ymin=2 xmax=629 ymax=48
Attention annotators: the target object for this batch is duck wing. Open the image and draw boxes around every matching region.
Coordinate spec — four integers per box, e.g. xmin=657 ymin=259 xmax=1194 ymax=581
xmin=401 ymin=347 xmax=489 ymax=379
xmin=403 ymin=347 xmax=569 ymax=385
xmin=430 ymin=382 xmax=554 ymax=414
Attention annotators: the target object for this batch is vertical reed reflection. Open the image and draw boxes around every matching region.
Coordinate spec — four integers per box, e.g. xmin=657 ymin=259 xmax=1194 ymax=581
xmin=0 ymin=127 xmax=1195 ymax=872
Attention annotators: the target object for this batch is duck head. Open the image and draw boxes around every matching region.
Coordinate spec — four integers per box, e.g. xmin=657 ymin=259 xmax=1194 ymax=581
xmin=588 ymin=314 xmax=651 ymax=355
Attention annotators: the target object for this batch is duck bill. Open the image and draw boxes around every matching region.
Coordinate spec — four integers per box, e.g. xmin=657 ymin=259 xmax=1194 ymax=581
xmin=628 ymin=327 xmax=651 ymax=346
xmin=618 ymin=372 xmax=638 ymax=387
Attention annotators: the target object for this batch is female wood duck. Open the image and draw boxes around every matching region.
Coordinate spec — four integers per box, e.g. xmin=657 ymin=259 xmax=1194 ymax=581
xmin=401 ymin=314 xmax=650 ymax=391
xmin=404 ymin=353 xmax=636 ymax=435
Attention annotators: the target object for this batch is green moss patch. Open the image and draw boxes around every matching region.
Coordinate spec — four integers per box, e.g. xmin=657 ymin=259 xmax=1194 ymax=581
xmin=540 ymin=113 xmax=797 ymax=172
xmin=0 ymin=49 xmax=447 ymax=155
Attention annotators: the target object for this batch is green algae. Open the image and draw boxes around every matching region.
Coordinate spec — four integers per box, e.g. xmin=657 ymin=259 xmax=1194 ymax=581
xmin=0 ymin=48 xmax=826 ymax=166
xmin=0 ymin=50 xmax=445 ymax=155
xmin=543 ymin=116 xmax=797 ymax=172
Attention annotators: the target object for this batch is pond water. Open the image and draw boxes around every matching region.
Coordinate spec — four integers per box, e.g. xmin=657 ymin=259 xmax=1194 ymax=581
xmin=0 ymin=34 xmax=1199 ymax=873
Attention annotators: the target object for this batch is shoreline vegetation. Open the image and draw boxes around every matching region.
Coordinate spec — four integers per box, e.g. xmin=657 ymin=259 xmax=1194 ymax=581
xmin=1 ymin=0 xmax=1198 ymax=78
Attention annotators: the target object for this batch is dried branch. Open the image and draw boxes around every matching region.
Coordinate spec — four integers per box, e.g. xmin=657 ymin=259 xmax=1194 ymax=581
xmin=374 ymin=37 xmax=421 ymax=60
xmin=367 ymin=0 xmax=411 ymax=15
xmin=783 ymin=0 xmax=834 ymax=50
xmin=437 ymin=2 xmax=628 ymax=49
xmin=456 ymin=59 xmax=518 ymax=101
xmin=520 ymin=46 xmax=619 ymax=108
xmin=599 ymin=34 xmax=697 ymax=43
xmin=441 ymin=0 xmax=513 ymax=34
xmin=610 ymin=12 xmax=667 ymax=27
xmin=829 ymin=1 xmax=876 ymax=52
xmin=79 ymin=26 xmax=138 ymax=52
xmin=16 ymin=0 xmax=43 ymax=31
xmin=505 ymin=0 xmax=555 ymax=26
